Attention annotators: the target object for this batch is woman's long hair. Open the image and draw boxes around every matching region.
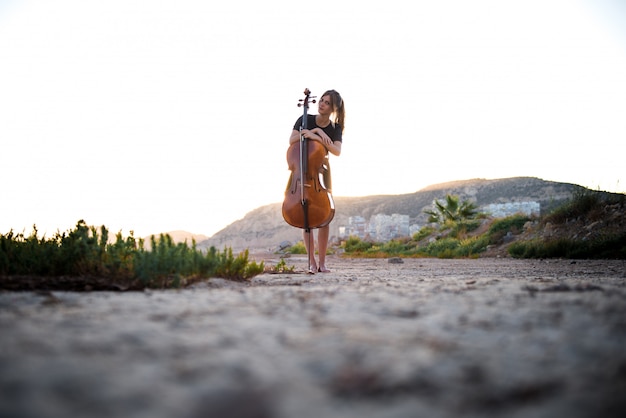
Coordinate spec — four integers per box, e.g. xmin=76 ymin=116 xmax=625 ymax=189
xmin=322 ymin=90 xmax=345 ymax=133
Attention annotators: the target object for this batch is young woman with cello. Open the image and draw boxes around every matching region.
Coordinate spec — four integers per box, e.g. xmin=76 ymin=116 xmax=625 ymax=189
xmin=284 ymin=89 xmax=345 ymax=274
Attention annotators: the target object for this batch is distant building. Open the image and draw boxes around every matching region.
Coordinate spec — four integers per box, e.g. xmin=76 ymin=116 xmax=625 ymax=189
xmin=338 ymin=201 xmax=540 ymax=242
xmin=367 ymin=214 xmax=410 ymax=241
xmin=341 ymin=216 xmax=367 ymax=238
xmin=482 ymin=201 xmax=540 ymax=218
xmin=340 ymin=214 xmax=414 ymax=241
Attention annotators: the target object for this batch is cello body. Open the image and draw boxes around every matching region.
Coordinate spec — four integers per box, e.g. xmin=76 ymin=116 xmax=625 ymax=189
xmin=281 ymin=89 xmax=335 ymax=230
xmin=282 ymin=139 xmax=335 ymax=229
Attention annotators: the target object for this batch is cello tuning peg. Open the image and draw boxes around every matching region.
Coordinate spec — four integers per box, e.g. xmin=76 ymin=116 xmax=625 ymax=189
xmin=311 ymin=99 xmax=317 ymax=104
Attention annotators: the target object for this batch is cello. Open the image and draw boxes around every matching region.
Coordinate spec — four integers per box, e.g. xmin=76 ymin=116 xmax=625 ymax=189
xmin=282 ymin=88 xmax=335 ymax=232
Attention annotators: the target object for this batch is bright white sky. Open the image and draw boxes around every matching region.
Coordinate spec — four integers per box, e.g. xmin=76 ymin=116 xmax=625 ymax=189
xmin=1 ymin=0 xmax=625 ymax=238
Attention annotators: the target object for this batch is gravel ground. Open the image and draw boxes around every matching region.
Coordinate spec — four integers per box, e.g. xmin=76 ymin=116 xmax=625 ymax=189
xmin=1 ymin=257 xmax=625 ymax=418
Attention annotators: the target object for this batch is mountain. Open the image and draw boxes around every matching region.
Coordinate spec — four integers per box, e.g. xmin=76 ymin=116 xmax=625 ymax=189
xmin=197 ymin=177 xmax=586 ymax=252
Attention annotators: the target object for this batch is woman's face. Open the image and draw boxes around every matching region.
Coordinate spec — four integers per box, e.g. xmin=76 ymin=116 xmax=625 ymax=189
xmin=318 ymin=95 xmax=333 ymax=116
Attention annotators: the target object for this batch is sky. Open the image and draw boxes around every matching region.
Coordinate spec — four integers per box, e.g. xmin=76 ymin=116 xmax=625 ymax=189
xmin=1 ymin=0 xmax=625 ymax=238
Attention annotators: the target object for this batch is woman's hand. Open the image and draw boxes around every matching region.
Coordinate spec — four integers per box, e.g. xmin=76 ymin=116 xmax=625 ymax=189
xmin=311 ymin=128 xmax=332 ymax=147
xmin=300 ymin=129 xmax=324 ymax=143
xmin=290 ymin=128 xmax=340 ymax=156
xmin=301 ymin=129 xmax=314 ymax=139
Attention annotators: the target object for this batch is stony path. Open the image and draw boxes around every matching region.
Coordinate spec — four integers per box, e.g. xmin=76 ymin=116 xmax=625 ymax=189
xmin=1 ymin=257 xmax=625 ymax=418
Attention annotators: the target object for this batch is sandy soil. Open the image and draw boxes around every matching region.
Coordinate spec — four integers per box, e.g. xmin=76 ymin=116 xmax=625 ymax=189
xmin=1 ymin=257 xmax=625 ymax=418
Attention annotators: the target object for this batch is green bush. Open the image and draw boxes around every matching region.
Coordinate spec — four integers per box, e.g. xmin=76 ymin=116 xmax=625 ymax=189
xmin=215 ymin=247 xmax=264 ymax=280
xmin=343 ymin=236 xmax=374 ymax=253
xmin=488 ymin=214 xmax=529 ymax=236
xmin=0 ymin=220 xmax=264 ymax=288
xmin=509 ymin=234 xmax=626 ymax=259
xmin=545 ymin=189 xmax=600 ymax=224
xmin=286 ymin=241 xmax=307 ymax=254
xmin=448 ymin=219 xmax=482 ymax=238
xmin=420 ymin=237 xmax=459 ymax=257
xmin=487 ymin=214 xmax=530 ymax=244
xmin=378 ymin=239 xmax=410 ymax=255
xmin=456 ymin=235 xmax=490 ymax=257
xmin=270 ymin=258 xmax=295 ymax=273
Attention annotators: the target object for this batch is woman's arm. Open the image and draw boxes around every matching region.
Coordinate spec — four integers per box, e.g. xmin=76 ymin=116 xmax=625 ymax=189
xmin=289 ymin=128 xmax=342 ymax=156
xmin=289 ymin=129 xmax=301 ymax=145
xmin=310 ymin=127 xmax=341 ymax=156
xmin=325 ymin=140 xmax=342 ymax=156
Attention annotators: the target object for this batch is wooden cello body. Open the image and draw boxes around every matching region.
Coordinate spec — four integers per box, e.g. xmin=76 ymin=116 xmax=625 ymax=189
xmin=282 ymin=89 xmax=335 ymax=231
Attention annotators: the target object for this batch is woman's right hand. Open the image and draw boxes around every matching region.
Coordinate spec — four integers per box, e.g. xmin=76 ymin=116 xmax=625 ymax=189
xmin=311 ymin=128 xmax=332 ymax=147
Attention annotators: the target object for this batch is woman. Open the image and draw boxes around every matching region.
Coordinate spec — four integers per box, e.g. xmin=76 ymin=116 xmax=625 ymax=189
xmin=288 ymin=89 xmax=345 ymax=273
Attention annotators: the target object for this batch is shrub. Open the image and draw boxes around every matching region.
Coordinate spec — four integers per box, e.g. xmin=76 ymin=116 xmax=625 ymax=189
xmin=215 ymin=247 xmax=264 ymax=281
xmin=412 ymin=226 xmax=435 ymax=242
xmin=267 ymin=258 xmax=295 ymax=273
xmin=488 ymin=214 xmax=529 ymax=235
xmin=420 ymin=237 xmax=459 ymax=257
xmin=286 ymin=241 xmax=307 ymax=254
xmin=544 ymin=189 xmax=605 ymax=225
xmin=487 ymin=214 xmax=530 ymax=244
xmin=456 ymin=235 xmax=489 ymax=257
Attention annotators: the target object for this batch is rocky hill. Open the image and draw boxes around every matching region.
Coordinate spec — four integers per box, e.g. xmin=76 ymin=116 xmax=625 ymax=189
xmin=197 ymin=177 xmax=586 ymax=252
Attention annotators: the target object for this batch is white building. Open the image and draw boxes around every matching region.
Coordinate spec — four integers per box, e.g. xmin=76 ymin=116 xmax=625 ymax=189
xmin=482 ymin=201 xmax=540 ymax=218
xmin=367 ymin=214 xmax=410 ymax=241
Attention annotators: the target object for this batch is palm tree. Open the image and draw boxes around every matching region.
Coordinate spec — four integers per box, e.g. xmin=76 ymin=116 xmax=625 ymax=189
xmin=424 ymin=194 xmax=478 ymax=225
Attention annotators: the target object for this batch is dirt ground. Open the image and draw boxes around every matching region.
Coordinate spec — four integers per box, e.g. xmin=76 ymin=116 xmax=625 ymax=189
xmin=1 ymin=257 xmax=625 ymax=418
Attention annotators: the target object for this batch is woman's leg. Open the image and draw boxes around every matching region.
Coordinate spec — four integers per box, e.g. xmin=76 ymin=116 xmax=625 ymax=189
xmin=317 ymin=225 xmax=330 ymax=272
xmin=302 ymin=229 xmax=317 ymax=272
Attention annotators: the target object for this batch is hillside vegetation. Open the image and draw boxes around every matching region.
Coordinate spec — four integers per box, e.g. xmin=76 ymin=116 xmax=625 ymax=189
xmin=508 ymin=190 xmax=626 ymax=259
xmin=337 ymin=190 xmax=626 ymax=259
xmin=200 ymin=177 xmax=583 ymax=252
